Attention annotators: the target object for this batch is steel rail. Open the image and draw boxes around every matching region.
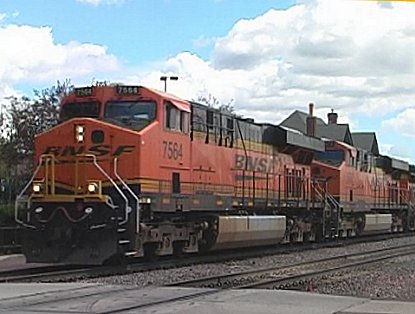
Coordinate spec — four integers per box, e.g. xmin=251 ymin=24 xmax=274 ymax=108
xmin=170 ymin=243 xmax=415 ymax=290
xmin=1 ymin=233 xmax=414 ymax=283
xmin=240 ymin=245 xmax=415 ymax=290
xmin=80 ymin=242 xmax=415 ymax=313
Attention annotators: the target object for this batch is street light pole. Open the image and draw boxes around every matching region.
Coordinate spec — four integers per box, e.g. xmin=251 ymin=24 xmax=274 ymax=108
xmin=160 ymin=76 xmax=178 ymax=92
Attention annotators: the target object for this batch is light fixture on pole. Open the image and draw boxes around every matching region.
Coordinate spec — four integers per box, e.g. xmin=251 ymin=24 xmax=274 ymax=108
xmin=160 ymin=76 xmax=178 ymax=92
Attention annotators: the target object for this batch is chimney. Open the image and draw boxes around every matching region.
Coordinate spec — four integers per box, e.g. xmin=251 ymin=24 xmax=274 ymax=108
xmin=306 ymin=102 xmax=316 ymax=137
xmin=328 ymin=109 xmax=338 ymax=125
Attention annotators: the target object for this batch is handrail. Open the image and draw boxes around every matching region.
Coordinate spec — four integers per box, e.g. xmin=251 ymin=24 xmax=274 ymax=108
xmin=15 ymin=154 xmax=56 ymax=229
xmin=326 ymin=191 xmax=340 ymax=209
xmin=312 ymin=180 xmax=340 ymax=209
xmin=312 ymin=180 xmax=340 ymax=237
xmin=311 ymin=180 xmax=326 ymax=203
xmin=80 ymin=154 xmax=130 ymax=225
xmin=114 ymin=157 xmax=140 ymax=230
xmin=15 ymin=153 xmax=132 ymax=228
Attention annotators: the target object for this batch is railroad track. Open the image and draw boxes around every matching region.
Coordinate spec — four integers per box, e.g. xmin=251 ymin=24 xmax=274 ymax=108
xmin=1 ymin=233 xmax=414 ymax=283
xmin=0 ymin=265 xmax=102 ymax=283
xmin=64 ymin=242 xmax=415 ymax=313
xmin=170 ymin=242 xmax=415 ymax=290
xmin=1 ymin=238 xmax=415 ymax=313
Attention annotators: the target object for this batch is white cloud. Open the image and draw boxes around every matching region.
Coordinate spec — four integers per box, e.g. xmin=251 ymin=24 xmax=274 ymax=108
xmin=116 ymin=0 xmax=415 ymax=162
xmin=0 ymin=10 xmax=19 ymax=22
xmin=0 ymin=24 xmax=120 ymax=101
xmin=193 ymin=35 xmax=216 ymax=49
xmin=132 ymin=0 xmax=415 ymax=130
xmin=3 ymin=0 xmax=415 ymax=163
xmin=76 ymin=0 xmax=124 ymax=6
xmin=382 ymin=109 xmax=415 ymax=138
xmin=208 ymin=0 xmax=415 ymax=113
xmin=379 ymin=142 xmax=413 ymax=163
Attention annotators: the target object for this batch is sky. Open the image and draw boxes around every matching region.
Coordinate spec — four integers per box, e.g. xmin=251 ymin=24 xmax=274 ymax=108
xmin=1 ymin=0 xmax=415 ymax=162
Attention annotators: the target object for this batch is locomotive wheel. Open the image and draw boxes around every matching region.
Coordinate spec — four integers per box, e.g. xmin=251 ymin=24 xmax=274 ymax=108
xmin=407 ymin=213 xmax=415 ymax=232
xmin=103 ymin=253 xmax=126 ymax=266
xmin=355 ymin=214 xmax=365 ymax=236
xmin=143 ymin=243 xmax=159 ymax=260
xmin=173 ymin=241 xmax=185 ymax=255
xmin=314 ymin=224 xmax=324 ymax=242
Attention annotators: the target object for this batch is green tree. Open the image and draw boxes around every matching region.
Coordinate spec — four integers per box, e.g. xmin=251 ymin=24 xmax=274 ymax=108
xmin=0 ymin=80 xmax=73 ymax=205
xmin=195 ymin=93 xmax=235 ymax=113
xmin=6 ymin=79 xmax=72 ymax=159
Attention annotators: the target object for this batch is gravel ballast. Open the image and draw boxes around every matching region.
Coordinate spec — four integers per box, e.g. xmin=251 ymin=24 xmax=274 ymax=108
xmin=82 ymin=235 xmax=415 ymax=301
xmin=307 ymin=254 xmax=415 ymax=301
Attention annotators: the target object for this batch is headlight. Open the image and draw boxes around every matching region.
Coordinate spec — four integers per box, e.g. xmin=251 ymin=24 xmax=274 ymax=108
xmin=140 ymin=197 xmax=152 ymax=204
xmin=33 ymin=182 xmax=43 ymax=193
xmin=34 ymin=207 xmax=44 ymax=214
xmin=76 ymin=125 xmax=84 ymax=133
xmin=86 ymin=180 xmax=101 ymax=195
xmin=87 ymin=182 xmax=99 ymax=193
xmin=75 ymin=124 xmax=85 ymax=143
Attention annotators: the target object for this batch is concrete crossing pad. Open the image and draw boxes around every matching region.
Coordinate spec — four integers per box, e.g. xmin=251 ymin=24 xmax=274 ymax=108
xmin=0 ymin=283 xmax=413 ymax=314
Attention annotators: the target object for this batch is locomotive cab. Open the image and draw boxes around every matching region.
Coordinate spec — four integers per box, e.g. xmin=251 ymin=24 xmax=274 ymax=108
xmin=60 ymin=86 xmax=157 ymax=131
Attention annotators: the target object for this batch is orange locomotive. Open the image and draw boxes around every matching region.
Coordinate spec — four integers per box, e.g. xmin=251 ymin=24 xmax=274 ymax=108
xmin=282 ymin=106 xmax=415 ymax=239
xmin=15 ymin=84 xmax=415 ymax=264
xmin=312 ymin=140 xmax=415 ymax=237
xmin=15 ymin=84 xmax=329 ymax=264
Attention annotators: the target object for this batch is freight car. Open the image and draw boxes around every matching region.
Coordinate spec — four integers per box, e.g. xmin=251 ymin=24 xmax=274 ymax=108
xmin=14 ymin=84 xmax=415 ymax=265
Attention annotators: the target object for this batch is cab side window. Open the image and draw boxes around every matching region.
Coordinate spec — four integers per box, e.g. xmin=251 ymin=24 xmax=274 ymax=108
xmin=165 ymin=101 xmax=189 ymax=134
xmin=180 ymin=111 xmax=190 ymax=133
xmin=165 ymin=102 xmax=179 ymax=130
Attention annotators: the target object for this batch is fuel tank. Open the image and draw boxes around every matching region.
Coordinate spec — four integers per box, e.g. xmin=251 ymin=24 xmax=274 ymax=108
xmin=211 ymin=215 xmax=286 ymax=250
xmin=362 ymin=214 xmax=392 ymax=234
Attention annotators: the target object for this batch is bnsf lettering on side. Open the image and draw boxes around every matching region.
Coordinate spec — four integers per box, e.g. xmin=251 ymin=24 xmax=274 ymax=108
xmin=42 ymin=145 xmax=135 ymax=157
xmin=234 ymin=154 xmax=277 ymax=173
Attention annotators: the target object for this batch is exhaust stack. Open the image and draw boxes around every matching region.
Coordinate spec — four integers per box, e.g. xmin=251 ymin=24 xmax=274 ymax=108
xmin=328 ymin=109 xmax=338 ymax=125
xmin=306 ymin=102 xmax=316 ymax=137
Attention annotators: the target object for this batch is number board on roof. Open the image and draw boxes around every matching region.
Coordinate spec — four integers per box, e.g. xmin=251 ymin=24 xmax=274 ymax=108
xmin=116 ymin=85 xmax=140 ymax=95
xmin=74 ymin=86 xmax=94 ymax=97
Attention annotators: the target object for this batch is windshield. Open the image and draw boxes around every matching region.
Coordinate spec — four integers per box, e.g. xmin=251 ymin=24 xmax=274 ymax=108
xmin=60 ymin=102 xmax=100 ymax=121
xmin=104 ymin=100 xmax=156 ymax=130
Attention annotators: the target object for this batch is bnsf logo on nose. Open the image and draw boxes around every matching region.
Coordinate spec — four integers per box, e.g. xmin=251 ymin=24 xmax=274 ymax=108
xmin=42 ymin=145 xmax=135 ymax=157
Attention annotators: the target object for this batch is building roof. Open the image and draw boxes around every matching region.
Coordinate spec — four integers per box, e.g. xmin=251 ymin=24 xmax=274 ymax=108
xmin=351 ymin=132 xmax=379 ymax=156
xmin=318 ymin=124 xmax=353 ymax=145
xmin=280 ymin=110 xmax=325 ymax=134
xmin=280 ymin=110 xmax=353 ymax=145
